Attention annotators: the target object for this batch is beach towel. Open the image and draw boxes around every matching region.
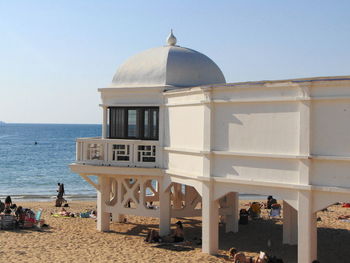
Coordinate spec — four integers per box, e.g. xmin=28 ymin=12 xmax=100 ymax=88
xmin=51 ymin=214 xmax=72 ymax=218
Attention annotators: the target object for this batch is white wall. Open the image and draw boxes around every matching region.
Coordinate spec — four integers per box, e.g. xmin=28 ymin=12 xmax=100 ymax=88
xmin=311 ymin=160 xmax=350 ymax=188
xmin=164 ymin=105 xmax=204 ymax=149
xmin=311 ymin=100 xmax=350 ymax=156
xmin=212 ymin=155 xmax=300 ymax=183
xmin=164 ymin=152 xmax=204 ymax=177
xmin=213 ymin=102 xmax=300 ymax=154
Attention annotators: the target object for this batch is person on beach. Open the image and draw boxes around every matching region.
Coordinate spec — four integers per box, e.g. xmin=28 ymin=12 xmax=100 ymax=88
xmin=0 ymin=199 xmax=5 ymax=213
xmin=15 ymin=206 xmax=25 ymax=228
xmin=248 ymin=202 xmax=262 ymax=219
xmin=5 ymin=196 xmax=12 ymax=209
xmin=229 ymin=247 xmax=249 ymax=262
xmin=55 ymin=183 xmax=66 ymax=207
xmin=144 ymin=229 xmax=161 ymax=243
xmin=57 ymin=183 xmax=65 ymax=199
xmin=171 ymin=221 xmax=184 ymax=242
xmin=267 ymin=196 xmax=277 ymax=209
xmin=58 ymin=207 xmax=72 ymax=217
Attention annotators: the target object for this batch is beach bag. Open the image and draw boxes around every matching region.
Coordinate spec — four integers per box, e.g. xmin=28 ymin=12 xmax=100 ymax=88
xmin=1 ymin=214 xmax=16 ymax=230
xmin=80 ymin=212 xmax=90 ymax=218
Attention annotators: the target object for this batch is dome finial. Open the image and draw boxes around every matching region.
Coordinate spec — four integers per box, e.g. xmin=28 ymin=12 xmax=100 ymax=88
xmin=166 ymin=29 xmax=177 ymax=46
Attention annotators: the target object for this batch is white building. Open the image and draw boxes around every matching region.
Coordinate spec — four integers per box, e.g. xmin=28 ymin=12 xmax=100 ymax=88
xmin=70 ymin=31 xmax=350 ymax=262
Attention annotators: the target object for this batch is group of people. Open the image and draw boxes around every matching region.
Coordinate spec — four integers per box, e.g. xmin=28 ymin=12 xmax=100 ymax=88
xmin=239 ymin=195 xmax=281 ymax=224
xmin=0 ymin=196 xmax=15 ymax=214
xmin=229 ymin=248 xmax=285 ymax=263
xmin=144 ymin=220 xmax=184 ymax=243
xmin=0 ymin=196 xmax=41 ymax=229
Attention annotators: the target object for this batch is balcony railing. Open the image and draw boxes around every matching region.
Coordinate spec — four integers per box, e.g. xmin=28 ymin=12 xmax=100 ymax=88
xmin=76 ymin=137 xmax=160 ymax=168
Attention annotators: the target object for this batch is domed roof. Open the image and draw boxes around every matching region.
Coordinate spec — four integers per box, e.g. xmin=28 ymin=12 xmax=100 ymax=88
xmin=111 ymin=32 xmax=226 ymax=88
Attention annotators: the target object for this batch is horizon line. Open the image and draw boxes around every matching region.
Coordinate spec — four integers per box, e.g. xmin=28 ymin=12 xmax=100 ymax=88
xmin=1 ymin=122 xmax=101 ymax=125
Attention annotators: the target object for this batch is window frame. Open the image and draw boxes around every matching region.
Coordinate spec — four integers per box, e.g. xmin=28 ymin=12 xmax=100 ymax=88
xmin=108 ymin=106 xmax=159 ymax=140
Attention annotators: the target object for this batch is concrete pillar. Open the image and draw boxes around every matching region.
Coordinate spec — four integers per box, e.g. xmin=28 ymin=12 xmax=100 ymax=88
xmin=112 ymin=213 xmax=125 ymax=223
xmin=298 ymin=191 xmax=317 ymax=262
xmin=202 ymin=181 xmax=219 ymax=254
xmin=225 ymin=192 xmax=239 ymax=233
xmin=97 ymin=176 xmax=110 ymax=231
xmin=159 ymin=185 xmax=171 ymax=236
xmin=283 ymin=200 xmax=297 ymax=245
xmin=102 ymin=106 xmax=108 ymax=139
xmin=114 ymin=177 xmax=125 ymax=223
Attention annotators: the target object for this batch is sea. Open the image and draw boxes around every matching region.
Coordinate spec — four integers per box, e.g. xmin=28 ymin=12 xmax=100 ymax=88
xmin=0 ymin=123 xmax=267 ymax=203
xmin=0 ymin=123 xmax=100 ymax=202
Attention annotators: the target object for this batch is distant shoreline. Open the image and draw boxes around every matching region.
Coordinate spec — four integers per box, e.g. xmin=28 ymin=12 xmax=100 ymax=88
xmin=0 ymin=122 xmax=101 ymax=125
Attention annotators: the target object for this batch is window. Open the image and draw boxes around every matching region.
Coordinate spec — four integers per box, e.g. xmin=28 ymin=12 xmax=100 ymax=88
xmin=109 ymin=107 xmax=159 ymax=140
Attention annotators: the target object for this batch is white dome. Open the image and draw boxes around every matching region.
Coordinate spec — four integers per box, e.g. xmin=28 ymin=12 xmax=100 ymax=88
xmin=111 ymin=44 xmax=226 ymax=88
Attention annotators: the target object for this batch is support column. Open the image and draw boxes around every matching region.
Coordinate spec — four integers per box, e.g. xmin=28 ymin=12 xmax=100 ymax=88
xmin=159 ymin=181 xmax=171 ymax=236
xmin=283 ymin=201 xmax=297 ymax=245
xmin=97 ymin=176 xmax=110 ymax=231
xmin=114 ymin=177 xmax=125 ymax=222
xmin=225 ymin=192 xmax=239 ymax=233
xmin=102 ymin=106 xmax=108 ymax=139
xmin=202 ymin=181 xmax=219 ymax=255
xmin=112 ymin=213 xmax=125 ymax=223
xmin=298 ymin=191 xmax=317 ymax=262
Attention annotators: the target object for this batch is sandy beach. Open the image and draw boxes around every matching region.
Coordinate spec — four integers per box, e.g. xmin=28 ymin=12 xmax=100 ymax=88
xmin=1 ymin=200 xmax=350 ymax=263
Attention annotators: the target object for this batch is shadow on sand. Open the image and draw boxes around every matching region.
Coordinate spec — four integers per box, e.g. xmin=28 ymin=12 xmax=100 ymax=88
xmin=106 ymin=216 xmax=350 ymax=262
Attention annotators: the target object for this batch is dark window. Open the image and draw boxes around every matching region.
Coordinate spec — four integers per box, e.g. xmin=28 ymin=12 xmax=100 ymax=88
xmin=109 ymin=107 xmax=159 ymax=140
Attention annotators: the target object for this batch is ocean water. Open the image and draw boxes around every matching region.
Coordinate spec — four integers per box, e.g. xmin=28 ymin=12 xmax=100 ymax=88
xmin=0 ymin=123 xmax=100 ymax=202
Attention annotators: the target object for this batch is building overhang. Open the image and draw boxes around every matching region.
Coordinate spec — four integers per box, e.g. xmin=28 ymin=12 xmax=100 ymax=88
xmin=69 ymin=163 xmax=164 ymax=177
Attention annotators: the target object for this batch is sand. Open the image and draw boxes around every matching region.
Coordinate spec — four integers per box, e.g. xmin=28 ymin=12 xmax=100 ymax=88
xmin=0 ymin=200 xmax=350 ymax=263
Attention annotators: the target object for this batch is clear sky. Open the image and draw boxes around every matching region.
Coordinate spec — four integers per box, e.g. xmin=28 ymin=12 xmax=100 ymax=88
xmin=1 ymin=0 xmax=349 ymax=124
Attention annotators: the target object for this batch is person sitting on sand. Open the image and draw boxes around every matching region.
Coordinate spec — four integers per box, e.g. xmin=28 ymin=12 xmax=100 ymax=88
xmin=254 ymin=251 xmax=269 ymax=263
xmin=5 ymin=196 xmax=12 ymax=209
xmin=267 ymin=196 xmax=277 ymax=209
xmin=58 ymin=207 xmax=72 ymax=217
xmin=229 ymin=247 xmax=250 ymax=262
xmin=4 ymin=208 xmax=12 ymax=215
xmin=15 ymin=206 xmax=25 ymax=226
xmin=0 ymin=200 xmax=5 ymax=213
xmin=248 ymin=202 xmax=262 ymax=219
xmin=171 ymin=221 xmax=185 ymax=242
xmin=145 ymin=229 xmax=161 ymax=243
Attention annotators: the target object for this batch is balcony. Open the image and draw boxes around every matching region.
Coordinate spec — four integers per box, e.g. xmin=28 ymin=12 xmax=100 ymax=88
xmin=75 ymin=137 xmax=161 ymax=168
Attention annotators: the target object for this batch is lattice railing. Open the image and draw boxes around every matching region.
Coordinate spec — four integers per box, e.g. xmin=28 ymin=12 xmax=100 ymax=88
xmin=76 ymin=138 xmax=160 ymax=168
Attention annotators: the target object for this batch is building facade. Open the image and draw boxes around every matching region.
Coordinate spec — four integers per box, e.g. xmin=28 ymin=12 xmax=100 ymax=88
xmin=70 ymin=32 xmax=350 ymax=262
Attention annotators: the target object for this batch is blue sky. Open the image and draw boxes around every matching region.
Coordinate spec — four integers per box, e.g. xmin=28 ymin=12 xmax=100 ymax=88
xmin=1 ymin=0 xmax=349 ymax=124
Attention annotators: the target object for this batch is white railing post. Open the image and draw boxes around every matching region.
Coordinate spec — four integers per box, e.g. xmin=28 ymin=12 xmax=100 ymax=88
xmin=102 ymin=106 xmax=108 ymax=139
